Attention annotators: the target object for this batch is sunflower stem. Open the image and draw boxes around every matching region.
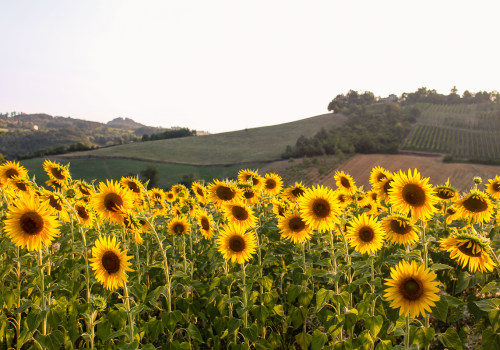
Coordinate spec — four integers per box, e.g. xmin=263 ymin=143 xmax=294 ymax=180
xmin=182 ymin=234 xmax=188 ymax=274
xmin=370 ymin=256 xmax=376 ymax=316
xmin=15 ymin=247 xmax=21 ymax=350
xmin=148 ymin=218 xmax=172 ymax=312
xmin=38 ymin=249 xmax=47 ymax=336
xmin=123 ymin=281 xmax=134 ymax=342
xmin=241 ymin=263 xmax=249 ymax=346
xmin=405 ymin=314 xmax=411 ymax=350
xmin=135 ymin=242 xmax=141 ymax=284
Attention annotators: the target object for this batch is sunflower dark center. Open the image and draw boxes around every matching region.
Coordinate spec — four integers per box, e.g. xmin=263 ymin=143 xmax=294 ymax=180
xmin=289 ymin=217 xmax=306 ymax=232
xmin=400 ymin=278 xmax=424 ymax=300
xmin=376 ymin=173 xmax=387 ymax=182
xmin=383 ymin=180 xmax=392 ymax=195
xmin=127 ymin=182 xmax=140 ymax=193
xmin=228 ymin=235 xmax=246 ymax=253
xmin=493 ymin=182 xmax=500 ymax=192
xmin=16 ymin=181 xmax=28 ymax=192
xmin=5 ymin=168 xmax=19 ymax=179
xmin=104 ymin=193 xmax=123 ymax=212
xmin=20 ymin=211 xmax=44 ymax=235
xmin=312 ymin=199 xmax=330 ymax=218
xmin=196 ymin=188 xmax=204 ymax=196
xmin=371 ymin=193 xmax=378 ymax=201
xmin=201 ymin=217 xmax=210 ymax=231
xmin=232 ymin=206 xmax=249 ymax=221
xmin=390 ymin=220 xmax=412 ymax=235
xmin=458 ymin=241 xmax=482 ymax=257
xmin=243 ymin=191 xmax=255 ymax=199
xmin=462 ymin=196 xmax=488 ymax=213
xmin=101 ymin=251 xmax=120 ymax=274
xmin=174 ymin=223 xmax=185 ymax=235
xmin=436 ymin=188 xmax=454 ymax=200
xmin=291 ymin=187 xmax=305 ymax=198
xmin=49 ymin=196 xmax=63 ymax=211
xmin=78 ymin=185 xmax=91 ymax=196
xmin=216 ymin=186 xmax=235 ymax=201
xmin=266 ymin=179 xmax=276 ymax=190
xmin=252 ymin=177 xmax=260 ymax=186
xmin=446 ymin=207 xmax=456 ymax=215
xmin=153 ymin=193 xmax=162 ymax=200
xmin=358 ymin=226 xmax=374 ymax=242
xmin=340 ymin=177 xmax=351 ymax=189
xmin=76 ymin=206 xmax=89 ymax=220
xmin=50 ymin=167 xmax=66 ymax=180
xmin=402 ymin=184 xmax=426 ymax=207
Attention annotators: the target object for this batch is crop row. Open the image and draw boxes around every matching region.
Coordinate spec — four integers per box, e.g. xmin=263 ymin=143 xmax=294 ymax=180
xmin=402 ymin=125 xmax=500 ymax=161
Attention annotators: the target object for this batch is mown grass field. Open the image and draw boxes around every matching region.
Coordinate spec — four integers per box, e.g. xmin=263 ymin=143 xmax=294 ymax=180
xmin=20 ymin=158 xmax=265 ymax=189
xmin=57 ymin=113 xmax=346 ymax=165
xmin=401 ymin=103 xmax=500 ymax=161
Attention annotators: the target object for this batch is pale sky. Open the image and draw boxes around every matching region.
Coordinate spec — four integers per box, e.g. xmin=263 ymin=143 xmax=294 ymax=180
xmin=1 ymin=1 xmax=499 ymax=133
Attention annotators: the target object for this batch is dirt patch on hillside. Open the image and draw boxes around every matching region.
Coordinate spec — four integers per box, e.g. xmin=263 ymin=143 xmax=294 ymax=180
xmin=261 ymin=154 xmax=500 ymax=193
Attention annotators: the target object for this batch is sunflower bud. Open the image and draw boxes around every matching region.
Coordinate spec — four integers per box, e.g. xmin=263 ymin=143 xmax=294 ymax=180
xmin=65 ymin=188 xmax=76 ymax=199
xmin=91 ymin=295 xmax=107 ymax=311
xmin=473 ymin=177 xmax=482 ymax=185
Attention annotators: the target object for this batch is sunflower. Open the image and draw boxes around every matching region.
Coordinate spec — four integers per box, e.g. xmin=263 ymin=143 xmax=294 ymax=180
xmin=165 ymin=190 xmax=177 ymax=203
xmin=217 ymin=223 xmax=257 ymax=264
xmin=89 ymin=235 xmax=133 ymax=291
xmin=172 ymin=184 xmax=189 ymax=197
xmin=240 ymin=186 xmax=260 ymax=206
xmin=238 ymin=169 xmax=264 ymax=190
xmin=445 ymin=205 xmax=463 ymax=225
xmin=208 ymin=180 xmax=242 ymax=206
xmin=42 ymin=190 xmax=70 ymax=222
xmin=4 ymin=196 xmax=60 ymax=251
xmin=120 ymin=176 xmax=144 ymax=198
xmin=191 ymin=181 xmax=208 ymax=204
xmin=120 ymin=210 xmax=144 ymax=244
xmin=384 ymin=260 xmax=440 ymax=318
xmin=0 ymin=161 xmax=28 ymax=184
xmin=148 ymin=188 xmax=166 ymax=207
xmin=440 ymin=232 xmax=496 ymax=273
xmin=435 ymin=180 xmax=459 ymax=202
xmin=334 ymin=171 xmax=357 ymax=195
xmin=196 ymin=210 xmax=215 ymax=239
xmin=283 ymin=182 xmax=307 ymax=202
xmin=10 ymin=176 xmax=33 ymax=195
xmin=43 ymin=160 xmax=71 ymax=185
xmin=334 ymin=190 xmax=352 ymax=208
xmin=222 ymin=201 xmax=257 ymax=230
xmin=375 ymin=174 xmax=394 ymax=202
xmin=74 ymin=201 xmax=94 ymax=227
xmin=272 ymin=199 xmax=289 ymax=217
xmin=263 ymin=173 xmax=283 ymax=196
xmin=278 ymin=210 xmax=312 ymax=244
xmin=388 ymin=169 xmax=438 ymax=222
xmin=92 ymin=180 xmax=134 ymax=224
xmin=369 ymin=166 xmax=390 ymax=190
xmin=383 ymin=214 xmax=418 ymax=246
xmin=298 ymin=185 xmax=339 ymax=232
xmin=456 ymin=190 xmax=493 ymax=223
xmin=345 ymin=213 xmax=385 ymax=255
xmin=76 ymin=180 xmax=94 ymax=198
xmin=486 ymin=175 xmax=500 ymax=200
xmin=168 ymin=216 xmax=191 ymax=236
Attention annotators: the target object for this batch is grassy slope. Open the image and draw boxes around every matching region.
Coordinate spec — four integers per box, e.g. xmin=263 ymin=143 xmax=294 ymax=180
xmin=57 ymin=113 xmax=346 ymax=165
xmin=21 ymin=113 xmax=345 ymax=188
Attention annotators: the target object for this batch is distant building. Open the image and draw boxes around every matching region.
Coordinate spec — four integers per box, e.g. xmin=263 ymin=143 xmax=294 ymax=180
xmin=378 ymin=94 xmax=398 ymax=103
xmin=33 ymin=125 xmax=38 ymax=130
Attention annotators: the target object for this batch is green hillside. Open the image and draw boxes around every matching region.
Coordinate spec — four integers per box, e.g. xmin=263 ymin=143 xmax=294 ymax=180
xmin=57 ymin=113 xmax=347 ymax=165
xmin=20 ymin=113 xmax=346 ymax=188
xmin=401 ymin=103 xmax=500 ymax=162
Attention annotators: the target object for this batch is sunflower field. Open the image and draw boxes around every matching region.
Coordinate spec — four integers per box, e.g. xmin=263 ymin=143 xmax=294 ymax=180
xmin=0 ymin=160 xmax=500 ymax=350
